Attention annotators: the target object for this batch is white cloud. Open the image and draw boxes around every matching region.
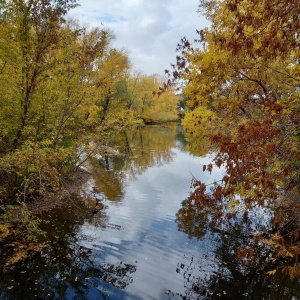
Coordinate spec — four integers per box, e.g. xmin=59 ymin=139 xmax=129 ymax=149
xmin=68 ymin=0 xmax=209 ymax=75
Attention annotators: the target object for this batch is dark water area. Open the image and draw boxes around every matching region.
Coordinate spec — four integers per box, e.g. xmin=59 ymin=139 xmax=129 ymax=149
xmin=0 ymin=125 xmax=300 ymax=299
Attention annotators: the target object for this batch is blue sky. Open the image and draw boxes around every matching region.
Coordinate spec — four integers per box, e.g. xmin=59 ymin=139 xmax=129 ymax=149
xmin=68 ymin=0 xmax=209 ymax=75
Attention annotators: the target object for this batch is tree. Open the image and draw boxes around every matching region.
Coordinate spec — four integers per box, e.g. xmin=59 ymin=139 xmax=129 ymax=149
xmin=174 ymin=0 xmax=300 ymax=277
xmin=0 ymin=0 xmax=77 ymax=148
xmin=106 ymin=71 xmax=179 ymax=125
xmin=92 ymin=48 xmax=129 ymax=125
xmin=0 ymin=0 xmax=134 ymax=246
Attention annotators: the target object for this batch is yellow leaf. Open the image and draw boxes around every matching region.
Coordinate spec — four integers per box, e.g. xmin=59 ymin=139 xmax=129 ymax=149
xmin=266 ymin=269 xmax=276 ymax=276
xmin=285 ymin=251 xmax=294 ymax=258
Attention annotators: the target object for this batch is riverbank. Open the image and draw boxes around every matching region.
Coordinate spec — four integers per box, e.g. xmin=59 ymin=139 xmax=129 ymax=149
xmin=28 ymin=168 xmax=93 ymax=214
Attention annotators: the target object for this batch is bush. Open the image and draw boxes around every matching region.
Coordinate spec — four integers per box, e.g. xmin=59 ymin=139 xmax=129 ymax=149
xmin=0 ymin=141 xmax=76 ymax=203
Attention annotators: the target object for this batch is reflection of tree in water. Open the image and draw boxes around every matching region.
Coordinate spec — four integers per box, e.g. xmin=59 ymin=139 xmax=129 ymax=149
xmin=0 ymin=246 xmax=137 ymax=300
xmin=90 ymin=157 xmax=125 ymax=203
xmin=113 ymin=125 xmax=177 ymax=172
xmin=176 ymin=199 xmax=211 ymax=240
xmin=176 ymin=123 xmax=188 ymax=150
xmin=0 ymin=195 xmax=139 ymax=300
xmin=89 ymin=125 xmax=178 ymax=203
xmin=175 ymin=200 xmax=300 ymax=299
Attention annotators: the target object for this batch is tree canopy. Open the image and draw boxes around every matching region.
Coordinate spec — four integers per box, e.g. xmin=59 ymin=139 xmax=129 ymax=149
xmin=175 ymin=0 xmax=300 ymax=278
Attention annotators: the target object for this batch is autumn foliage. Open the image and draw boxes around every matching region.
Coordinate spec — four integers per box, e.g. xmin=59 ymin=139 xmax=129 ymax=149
xmin=0 ymin=0 xmax=179 ymax=242
xmin=175 ymin=0 xmax=300 ymax=278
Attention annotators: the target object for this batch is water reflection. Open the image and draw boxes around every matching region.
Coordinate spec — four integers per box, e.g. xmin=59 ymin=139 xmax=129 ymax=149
xmin=0 ymin=195 xmax=139 ymax=300
xmin=0 ymin=125 xmax=299 ymax=299
xmin=175 ymin=199 xmax=300 ymax=299
xmin=84 ymin=125 xmax=179 ymax=204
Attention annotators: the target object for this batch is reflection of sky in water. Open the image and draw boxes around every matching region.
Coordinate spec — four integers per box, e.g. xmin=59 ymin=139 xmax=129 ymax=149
xmin=77 ymin=146 xmax=224 ymax=299
xmin=1 ymin=127 xmax=298 ymax=300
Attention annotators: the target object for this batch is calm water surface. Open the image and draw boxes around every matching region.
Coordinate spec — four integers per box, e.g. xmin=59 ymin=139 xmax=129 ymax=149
xmin=0 ymin=125 xmax=299 ymax=299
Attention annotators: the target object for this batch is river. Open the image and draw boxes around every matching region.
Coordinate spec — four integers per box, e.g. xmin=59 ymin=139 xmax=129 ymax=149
xmin=0 ymin=125 xmax=299 ymax=299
